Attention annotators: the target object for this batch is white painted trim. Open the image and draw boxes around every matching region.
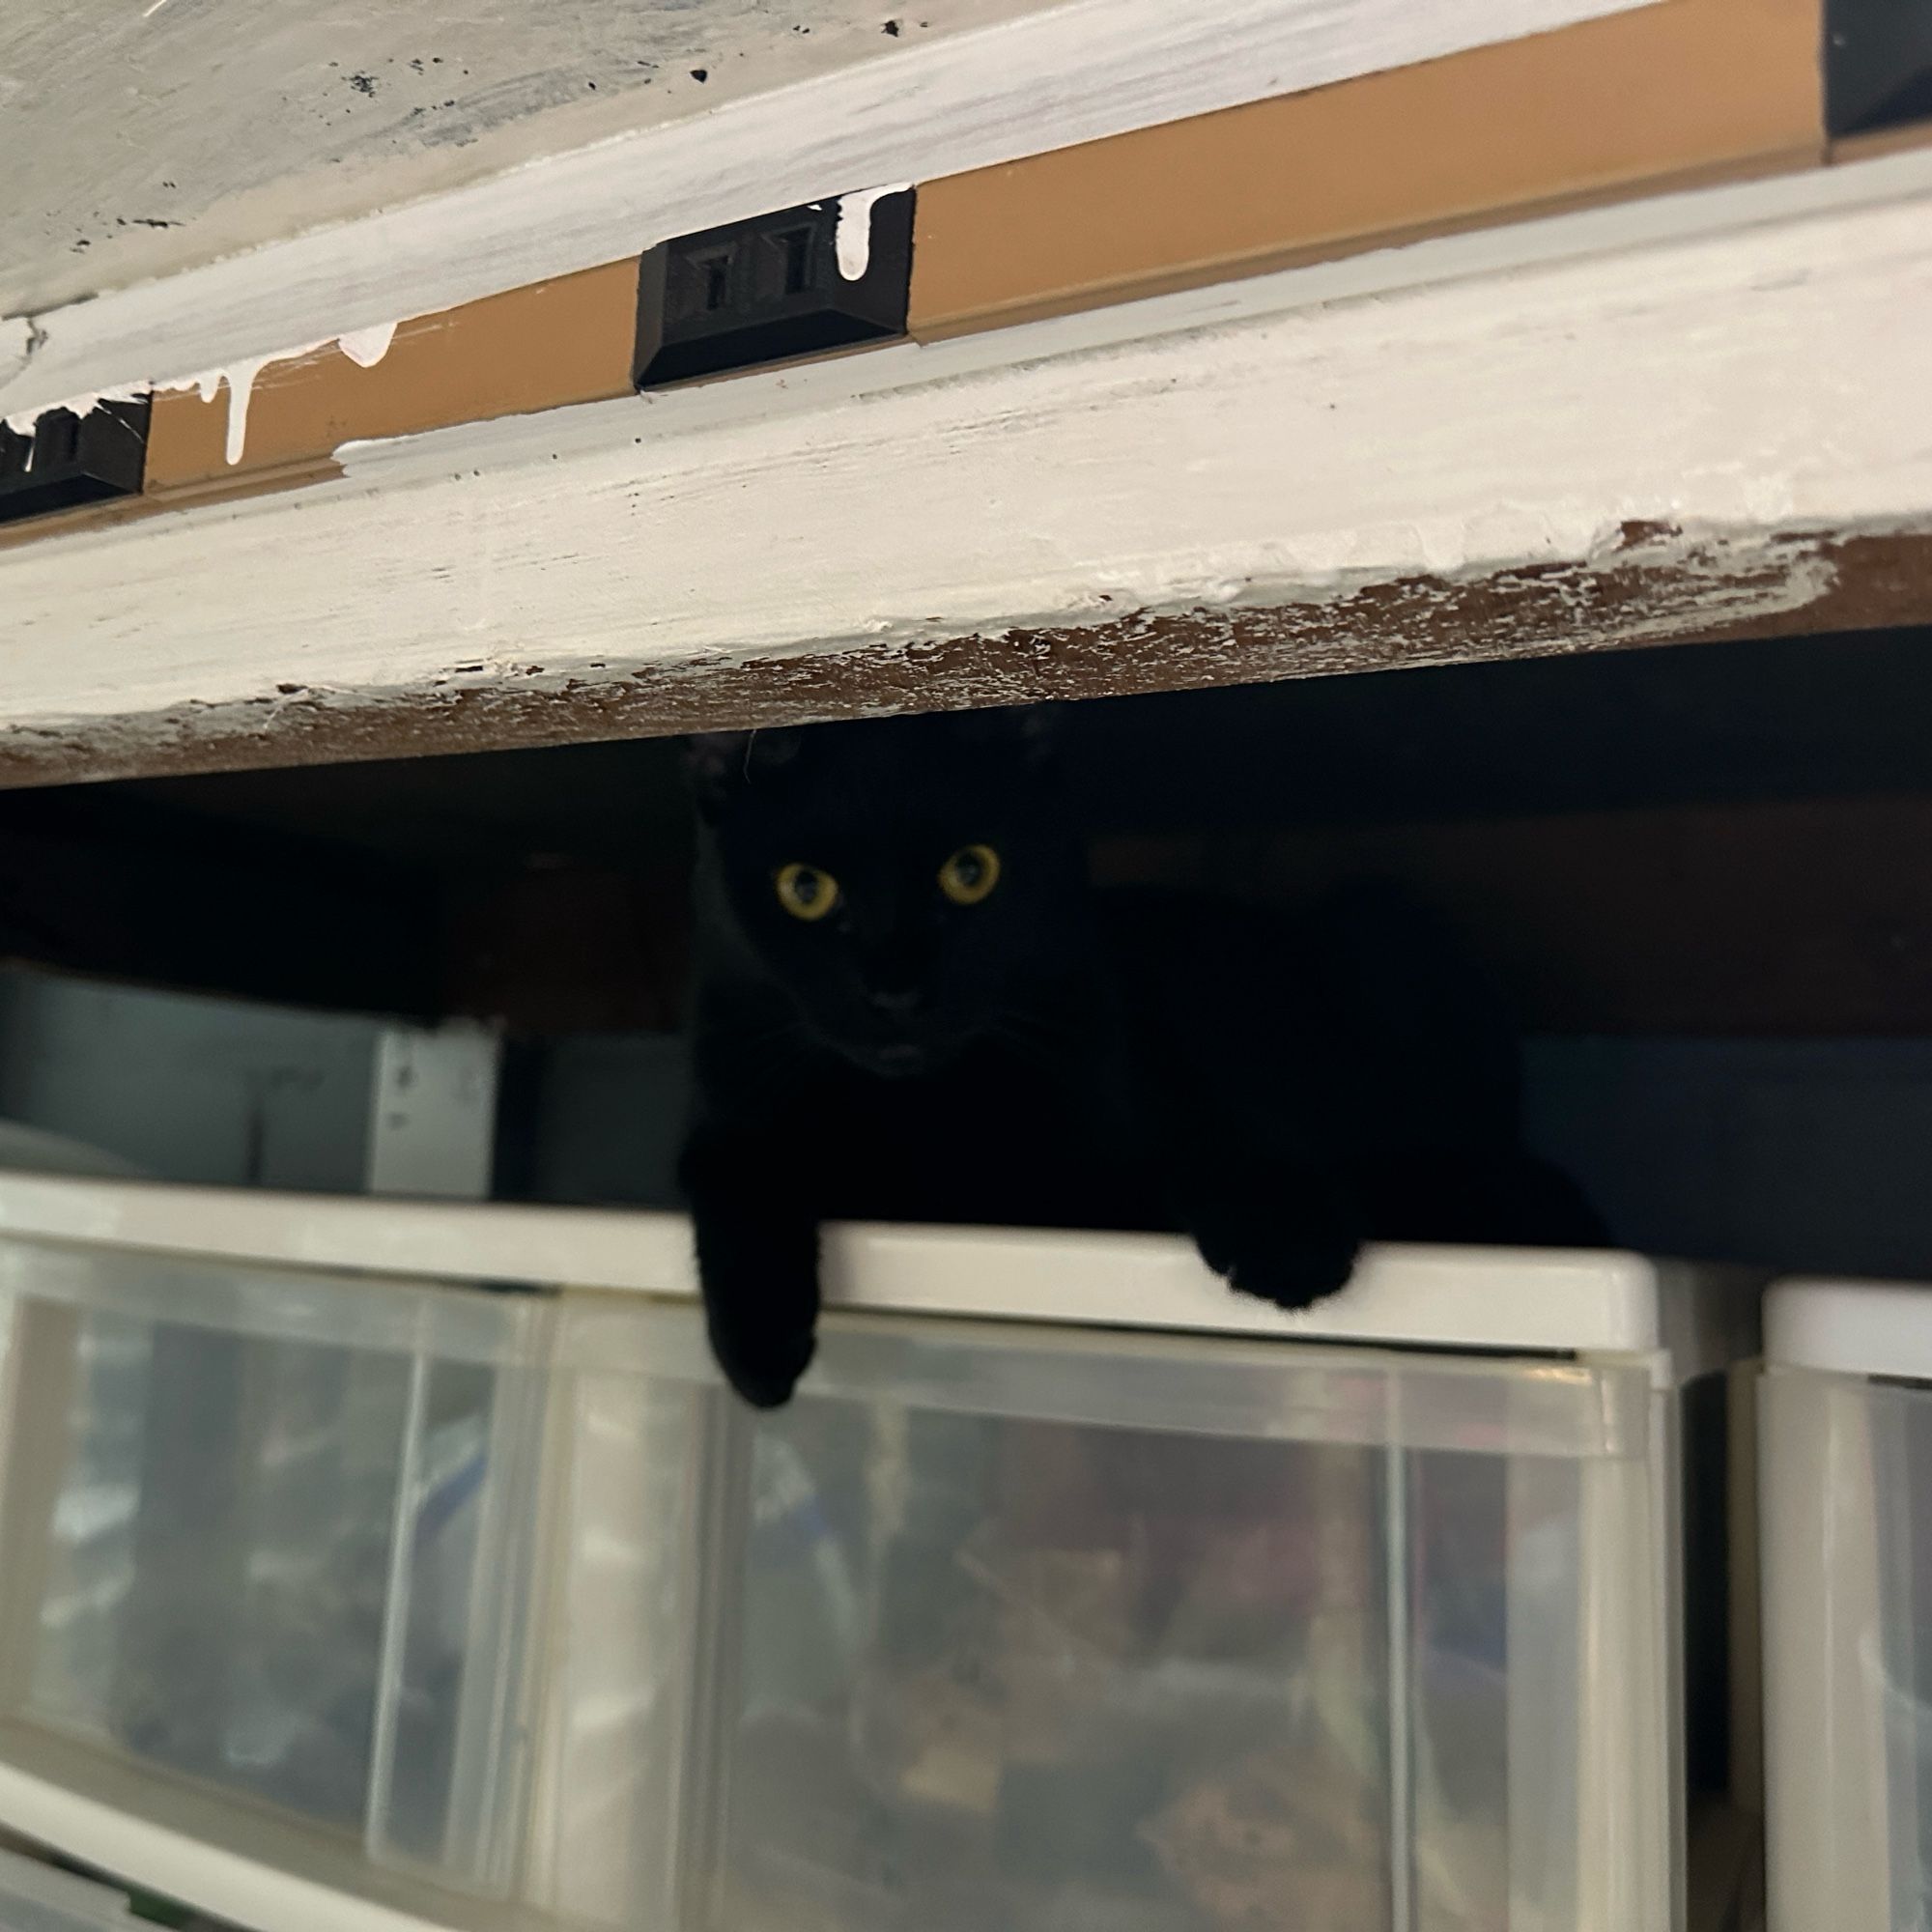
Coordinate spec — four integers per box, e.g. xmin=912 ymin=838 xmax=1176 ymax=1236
xmin=1765 ymin=1276 xmax=1932 ymax=1380
xmin=0 ymin=0 xmax=1657 ymax=421
xmin=5 ymin=152 xmax=1932 ymax=758
xmin=0 ymin=1170 xmax=1677 ymax=1357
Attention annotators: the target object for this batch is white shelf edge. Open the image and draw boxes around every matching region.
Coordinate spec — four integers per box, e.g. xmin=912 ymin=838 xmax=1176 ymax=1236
xmin=0 ymin=1170 xmax=1674 ymax=1357
xmin=1765 ymin=1276 xmax=1932 ymax=1381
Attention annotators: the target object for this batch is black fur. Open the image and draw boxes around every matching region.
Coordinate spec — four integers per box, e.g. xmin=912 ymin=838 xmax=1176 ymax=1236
xmin=681 ymin=708 xmax=1600 ymax=1406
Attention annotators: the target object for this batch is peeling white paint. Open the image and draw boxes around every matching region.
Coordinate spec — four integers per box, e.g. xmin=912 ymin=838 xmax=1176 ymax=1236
xmin=834 ymin=185 xmax=905 ymax=281
xmin=0 ymin=163 xmax=1928 ymax=752
xmin=0 ymin=0 xmax=1661 ymax=426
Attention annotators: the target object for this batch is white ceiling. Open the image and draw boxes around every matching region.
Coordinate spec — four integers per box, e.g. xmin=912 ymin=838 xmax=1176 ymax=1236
xmin=0 ymin=0 xmax=1040 ymax=318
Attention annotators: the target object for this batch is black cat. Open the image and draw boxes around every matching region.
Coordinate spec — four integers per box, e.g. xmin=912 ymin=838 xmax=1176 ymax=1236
xmin=681 ymin=708 xmax=1600 ymax=1407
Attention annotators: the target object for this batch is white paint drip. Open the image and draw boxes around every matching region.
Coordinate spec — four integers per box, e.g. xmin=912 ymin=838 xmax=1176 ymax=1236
xmin=336 ymin=320 xmax=399 ymax=368
xmin=834 ymin=185 xmax=906 ymax=282
xmin=5 ymin=317 xmax=404 ymax=457
xmin=215 ymin=355 xmax=272 ymax=466
xmin=164 ymin=320 xmax=401 ymax=465
xmin=2 ymin=384 xmax=148 ymax=437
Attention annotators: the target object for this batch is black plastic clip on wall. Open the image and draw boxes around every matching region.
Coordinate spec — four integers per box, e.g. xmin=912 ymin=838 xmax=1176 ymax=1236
xmin=634 ymin=188 xmax=916 ymax=389
xmin=0 ymin=397 xmax=152 ymax=527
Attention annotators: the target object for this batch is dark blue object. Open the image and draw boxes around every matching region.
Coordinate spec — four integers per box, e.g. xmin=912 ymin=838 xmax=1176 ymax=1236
xmin=1828 ymin=0 xmax=1932 ymax=136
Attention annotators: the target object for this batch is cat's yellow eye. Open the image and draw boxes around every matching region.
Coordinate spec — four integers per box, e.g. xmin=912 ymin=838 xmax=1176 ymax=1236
xmin=775 ymin=862 xmax=839 ymax=921
xmin=938 ymin=843 xmax=1001 ymax=906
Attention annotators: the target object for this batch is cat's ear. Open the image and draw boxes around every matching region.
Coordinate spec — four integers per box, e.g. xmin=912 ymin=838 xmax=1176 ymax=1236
xmin=684 ymin=729 xmax=803 ymax=817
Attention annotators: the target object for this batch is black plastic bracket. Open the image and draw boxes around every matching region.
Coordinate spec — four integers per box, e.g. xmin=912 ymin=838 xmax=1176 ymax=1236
xmin=0 ymin=396 xmax=152 ymax=527
xmin=634 ymin=188 xmax=915 ymax=389
xmin=1826 ymin=0 xmax=1932 ymax=136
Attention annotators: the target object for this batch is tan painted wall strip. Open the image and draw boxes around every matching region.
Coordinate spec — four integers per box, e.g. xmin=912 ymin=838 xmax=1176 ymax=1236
xmin=142 ymin=258 xmax=639 ymax=493
xmin=909 ymin=0 xmax=1824 ymax=336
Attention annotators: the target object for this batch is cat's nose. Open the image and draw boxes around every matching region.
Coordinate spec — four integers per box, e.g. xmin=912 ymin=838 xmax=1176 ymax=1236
xmin=869 ymin=985 xmax=926 ymax=1018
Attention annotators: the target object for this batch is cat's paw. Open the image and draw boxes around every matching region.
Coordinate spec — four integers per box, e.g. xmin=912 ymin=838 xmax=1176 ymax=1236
xmin=689 ymin=1187 xmax=819 ymax=1407
xmin=707 ymin=1308 xmax=816 ymax=1409
xmin=1190 ymin=1187 xmax=1361 ymax=1313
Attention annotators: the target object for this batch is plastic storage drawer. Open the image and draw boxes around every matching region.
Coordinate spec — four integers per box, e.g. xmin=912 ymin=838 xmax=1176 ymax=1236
xmin=0 ymin=1216 xmax=1755 ymax=1932
xmin=1762 ymin=1278 xmax=1932 ymax=1932
xmin=528 ymin=1242 xmax=1755 ymax=1932
xmin=0 ymin=1235 xmax=552 ymax=1901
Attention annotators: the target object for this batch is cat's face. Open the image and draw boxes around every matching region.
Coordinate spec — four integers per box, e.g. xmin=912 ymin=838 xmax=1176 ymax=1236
xmin=690 ymin=710 xmax=1085 ymax=1077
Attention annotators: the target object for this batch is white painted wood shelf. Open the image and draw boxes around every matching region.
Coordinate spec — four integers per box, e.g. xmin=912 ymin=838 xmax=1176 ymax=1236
xmin=2 ymin=148 xmax=1929 ymax=781
xmin=0 ymin=1167 xmax=1701 ymax=1360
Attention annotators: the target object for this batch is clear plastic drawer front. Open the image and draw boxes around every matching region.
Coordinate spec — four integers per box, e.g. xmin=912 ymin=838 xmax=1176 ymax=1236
xmin=1764 ymin=1364 xmax=1932 ymax=1932
xmin=696 ymin=1319 xmax=1669 ymax=1932
xmin=0 ymin=1248 xmax=1681 ymax=1932
xmin=0 ymin=1236 xmax=551 ymax=1898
